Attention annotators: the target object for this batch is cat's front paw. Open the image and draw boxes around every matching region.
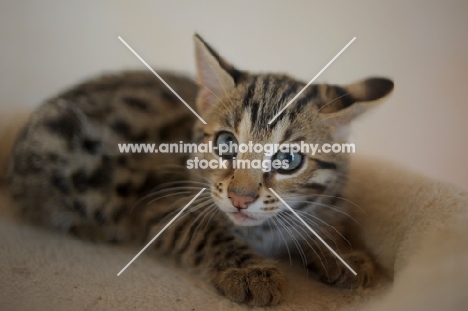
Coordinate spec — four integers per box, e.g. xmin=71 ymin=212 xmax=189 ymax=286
xmin=213 ymin=263 xmax=286 ymax=306
xmin=316 ymin=250 xmax=375 ymax=289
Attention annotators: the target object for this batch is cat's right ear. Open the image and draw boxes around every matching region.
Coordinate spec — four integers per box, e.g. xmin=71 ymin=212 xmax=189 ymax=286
xmin=194 ymin=34 xmax=237 ymax=114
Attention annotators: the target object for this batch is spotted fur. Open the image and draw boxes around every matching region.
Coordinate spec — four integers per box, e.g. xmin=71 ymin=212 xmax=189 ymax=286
xmin=5 ymin=35 xmax=393 ymax=306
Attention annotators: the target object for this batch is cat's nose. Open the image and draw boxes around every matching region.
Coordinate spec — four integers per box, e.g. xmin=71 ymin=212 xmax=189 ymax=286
xmin=228 ymin=192 xmax=256 ymax=209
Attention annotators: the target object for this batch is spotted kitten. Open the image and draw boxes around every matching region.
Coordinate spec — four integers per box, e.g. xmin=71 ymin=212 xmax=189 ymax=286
xmin=6 ymin=35 xmax=393 ymax=306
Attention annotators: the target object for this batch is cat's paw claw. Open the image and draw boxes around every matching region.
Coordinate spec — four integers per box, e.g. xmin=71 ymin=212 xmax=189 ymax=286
xmin=215 ymin=264 xmax=286 ymax=306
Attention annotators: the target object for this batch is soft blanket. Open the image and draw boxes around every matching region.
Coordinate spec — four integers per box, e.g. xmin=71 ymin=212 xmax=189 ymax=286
xmin=1 ymin=112 xmax=467 ymax=311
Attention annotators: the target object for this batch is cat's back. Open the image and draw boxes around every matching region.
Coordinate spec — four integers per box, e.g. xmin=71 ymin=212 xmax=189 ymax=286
xmin=12 ymin=70 xmax=198 ymax=147
xmin=41 ymin=70 xmax=197 ymax=137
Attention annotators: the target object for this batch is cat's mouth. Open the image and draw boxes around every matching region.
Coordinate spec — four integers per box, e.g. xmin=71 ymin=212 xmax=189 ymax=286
xmin=231 ymin=211 xmax=255 ymax=221
xmin=228 ymin=211 xmax=263 ymax=226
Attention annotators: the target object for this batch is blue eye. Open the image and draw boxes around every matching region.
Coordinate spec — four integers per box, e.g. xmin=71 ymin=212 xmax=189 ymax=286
xmin=215 ymin=131 xmax=238 ymax=158
xmin=274 ymin=151 xmax=303 ymax=173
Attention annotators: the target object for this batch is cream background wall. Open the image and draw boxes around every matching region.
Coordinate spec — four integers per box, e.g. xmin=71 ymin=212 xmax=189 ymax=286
xmin=1 ymin=0 xmax=467 ymax=189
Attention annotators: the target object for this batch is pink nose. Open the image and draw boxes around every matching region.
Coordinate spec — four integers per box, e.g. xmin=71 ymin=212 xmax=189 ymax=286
xmin=228 ymin=192 xmax=256 ymax=209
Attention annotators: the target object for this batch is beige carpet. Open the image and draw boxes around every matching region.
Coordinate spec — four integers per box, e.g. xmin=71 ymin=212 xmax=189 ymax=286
xmin=1 ymin=113 xmax=467 ymax=310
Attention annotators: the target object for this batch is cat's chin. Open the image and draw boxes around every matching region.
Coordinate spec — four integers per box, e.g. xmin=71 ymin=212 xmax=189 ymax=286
xmin=227 ymin=212 xmax=264 ymax=227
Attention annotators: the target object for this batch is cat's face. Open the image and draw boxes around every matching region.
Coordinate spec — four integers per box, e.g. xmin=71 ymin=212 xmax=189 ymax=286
xmin=192 ymin=35 xmax=393 ymax=226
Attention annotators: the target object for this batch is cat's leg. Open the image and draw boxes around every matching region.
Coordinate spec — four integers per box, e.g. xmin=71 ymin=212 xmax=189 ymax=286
xmin=141 ymin=204 xmax=286 ymax=307
xmin=303 ymin=231 xmax=375 ymax=288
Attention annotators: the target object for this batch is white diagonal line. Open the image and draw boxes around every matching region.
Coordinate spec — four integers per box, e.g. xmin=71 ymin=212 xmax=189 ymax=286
xmin=117 ymin=188 xmax=206 ymax=276
xmin=268 ymin=37 xmax=356 ymax=125
xmin=268 ymin=188 xmax=357 ymax=275
xmin=118 ymin=36 xmax=207 ymax=125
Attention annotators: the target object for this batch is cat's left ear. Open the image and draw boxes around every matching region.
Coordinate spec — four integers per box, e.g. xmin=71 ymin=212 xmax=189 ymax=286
xmin=320 ymin=77 xmax=394 ymax=124
xmin=194 ymin=34 xmax=240 ymax=115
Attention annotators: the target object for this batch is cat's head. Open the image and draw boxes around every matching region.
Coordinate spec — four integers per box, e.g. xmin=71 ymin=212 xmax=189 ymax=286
xmin=191 ymin=34 xmax=393 ymax=227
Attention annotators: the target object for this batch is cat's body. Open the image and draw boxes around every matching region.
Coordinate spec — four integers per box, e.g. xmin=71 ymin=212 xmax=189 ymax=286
xmin=7 ymin=71 xmax=198 ymax=242
xmin=6 ymin=35 xmax=393 ymax=306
